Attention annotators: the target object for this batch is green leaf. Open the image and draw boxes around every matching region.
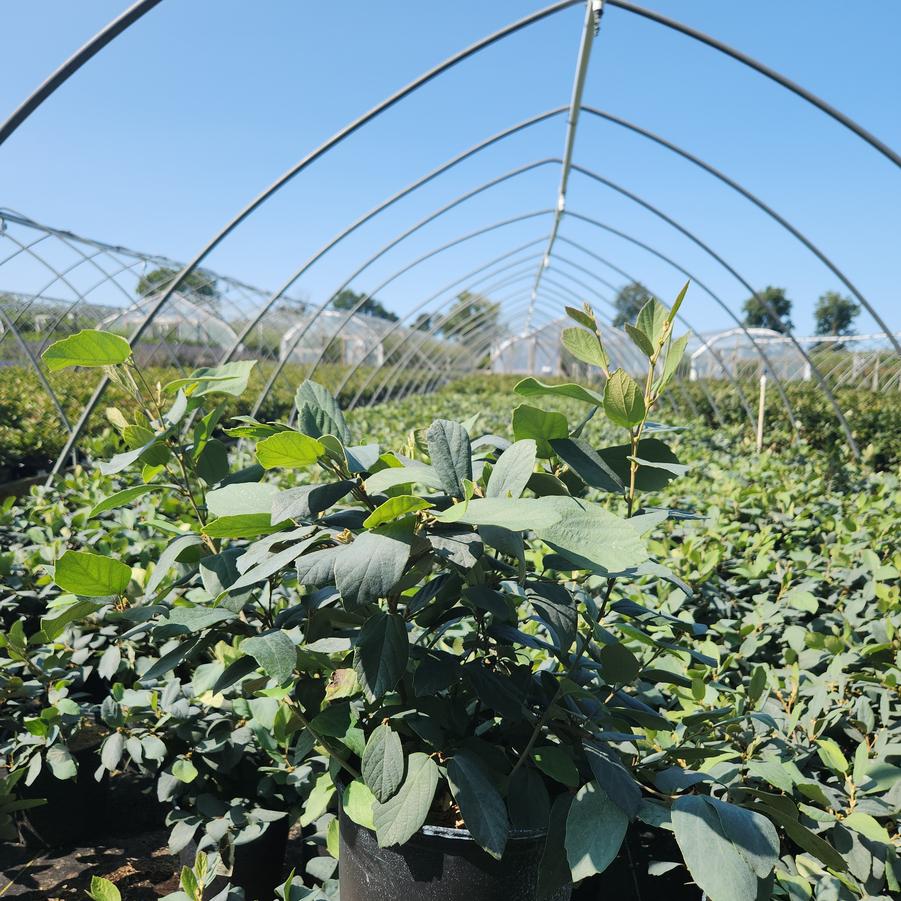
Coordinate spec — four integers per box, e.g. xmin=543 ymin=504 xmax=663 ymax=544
xmin=373 ymin=752 xmax=439 ymax=848
xmin=241 ymin=631 xmax=296 ymax=684
xmin=167 ymin=606 xmax=236 ymax=633
xmin=843 ymin=811 xmax=891 ymax=844
xmin=203 ymin=513 xmax=286 ymax=539
xmin=164 ymin=360 xmax=256 ymax=397
xmin=433 ymin=497 xmax=562 ymax=530
xmin=206 ymin=482 xmax=279 ymax=518
xmin=172 ymin=758 xmax=199 ymax=784
xmin=294 ymin=379 xmax=352 ymax=444
xmin=669 ymin=281 xmax=689 ymax=321
xmin=599 ymin=438 xmax=682 ymax=491
xmin=549 ymin=438 xmax=624 ymax=493
xmin=88 ymin=484 xmax=165 ymax=518
xmin=146 ymin=534 xmax=203 ymax=595
xmin=659 ymin=332 xmax=688 ymax=389
xmin=426 ymin=419 xmax=473 ymax=499
xmin=513 ymin=377 xmax=604 ymax=406
xmin=600 ymin=641 xmax=641 ymax=684
xmin=603 ymin=369 xmax=645 ymax=428
xmin=816 ymin=738 xmax=849 ymax=774
xmin=334 ymin=528 xmax=411 ymax=607
xmin=363 ymin=495 xmax=432 ymax=529
xmin=636 ymin=298 xmax=670 ymax=350
xmin=354 ymin=611 xmax=409 ymax=702
xmin=42 ymin=329 xmax=130 ymax=371
xmin=706 ymin=797 xmax=779 ymax=879
xmin=301 ymin=772 xmax=335 ymax=827
xmin=343 ymin=780 xmax=376 ymax=830
xmin=512 ymin=405 xmax=568 ymax=458
xmin=673 ymin=795 xmax=758 ymax=901
xmin=565 ymin=305 xmax=596 ymax=330
xmin=786 ymin=589 xmax=819 ymax=614
xmin=625 ymin=323 xmax=655 ymax=358
xmin=486 ymin=439 xmax=537 ymax=499
xmin=535 ymin=496 xmax=647 ymax=574
xmin=272 ymin=481 xmax=355 ymax=522
xmin=40 ymin=600 xmax=103 ymax=641
xmin=532 ymin=745 xmax=579 ymax=787
xmin=364 ymin=462 xmax=445 ymax=494
xmin=565 ymin=782 xmax=628 ymax=880
xmin=362 ymin=723 xmax=404 ymax=803
xmin=54 ymin=550 xmax=131 ymax=597
xmin=447 ymin=750 xmax=509 ymax=859
xmin=256 ymin=431 xmax=325 ymax=469
xmin=583 ymin=744 xmax=641 ymax=817
xmin=88 ymin=876 xmax=122 ymax=901
xmin=46 ymin=745 xmax=77 ymax=780
xmin=561 ymin=327 xmax=608 ymax=370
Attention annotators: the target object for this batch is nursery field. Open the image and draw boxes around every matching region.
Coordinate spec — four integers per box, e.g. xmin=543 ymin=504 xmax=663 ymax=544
xmin=0 ymin=321 xmax=898 ymax=900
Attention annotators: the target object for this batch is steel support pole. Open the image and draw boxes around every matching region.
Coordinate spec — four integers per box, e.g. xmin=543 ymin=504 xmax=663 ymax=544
xmin=527 ymin=0 xmax=604 ymax=331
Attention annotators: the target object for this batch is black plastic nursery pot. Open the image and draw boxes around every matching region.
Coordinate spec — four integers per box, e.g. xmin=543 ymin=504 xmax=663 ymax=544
xmin=221 ymin=816 xmax=290 ymax=901
xmin=18 ymin=748 xmax=109 ymax=847
xmin=339 ymin=806 xmax=572 ymax=901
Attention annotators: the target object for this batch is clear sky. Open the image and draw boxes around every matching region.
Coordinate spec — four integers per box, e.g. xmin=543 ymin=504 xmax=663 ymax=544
xmin=1 ymin=0 xmax=899 ymax=336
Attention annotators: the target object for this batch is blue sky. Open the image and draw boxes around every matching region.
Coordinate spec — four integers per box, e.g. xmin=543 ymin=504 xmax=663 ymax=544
xmin=1 ymin=0 xmax=899 ymax=336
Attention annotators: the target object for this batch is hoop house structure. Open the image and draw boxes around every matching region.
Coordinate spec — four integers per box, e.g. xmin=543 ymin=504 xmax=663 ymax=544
xmin=0 ymin=0 xmax=896 ymax=479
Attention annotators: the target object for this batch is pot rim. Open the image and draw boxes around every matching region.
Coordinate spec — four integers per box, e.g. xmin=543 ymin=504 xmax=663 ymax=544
xmin=336 ymin=782 xmax=549 ymax=844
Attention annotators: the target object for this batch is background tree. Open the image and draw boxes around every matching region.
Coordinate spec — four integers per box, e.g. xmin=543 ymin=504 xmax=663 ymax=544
xmin=613 ymin=282 xmax=653 ymax=328
xmin=137 ymin=266 xmax=220 ymax=303
xmin=742 ymin=286 xmax=793 ymax=333
xmin=814 ymin=291 xmax=859 ymax=337
xmin=332 ymin=288 xmax=398 ymax=321
xmin=413 ymin=312 xmax=434 ymax=331
xmin=439 ymin=291 xmax=500 ymax=343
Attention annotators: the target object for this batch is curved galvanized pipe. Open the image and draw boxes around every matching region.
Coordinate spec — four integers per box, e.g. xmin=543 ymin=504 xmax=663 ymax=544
xmin=0 ymin=0 xmax=164 ymax=146
xmin=221 ymin=108 xmax=570 ymax=363
xmin=249 ymin=209 xmax=557 ymax=416
xmin=580 ymin=106 xmax=900 ymax=355
xmin=270 ymin=158 xmax=562 ymax=389
xmin=49 ymin=0 xmax=582 ymax=476
xmin=606 ymin=1 xmax=901 ymax=169
xmin=568 ymin=167 xmax=859 ymax=457
xmin=337 ymin=239 xmax=552 ymax=404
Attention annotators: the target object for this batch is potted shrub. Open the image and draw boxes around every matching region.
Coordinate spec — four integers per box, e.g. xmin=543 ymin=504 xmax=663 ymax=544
xmin=37 ymin=288 xmax=790 ymax=900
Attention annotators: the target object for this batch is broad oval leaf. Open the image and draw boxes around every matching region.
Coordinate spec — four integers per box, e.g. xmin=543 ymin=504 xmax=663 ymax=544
xmin=565 ymin=782 xmax=628 ymax=880
xmin=295 ymin=380 xmax=352 ymax=444
xmin=240 ymin=631 xmax=297 ymax=684
xmin=42 ymin=329 xmax=131 ymax=371
xmin=256 ymin=431 xmax=325 ymax=469
xmin=363 ymin=495 xmax=432 ymax=529
xmin=334 ymin=528 xmax=411 ymax=608
xmin=672 ymin=795 xmax=758 ymax=901
xmin=433 ymin=497 xmax=562 ymax=531
xmin=486 ymin=439 xmax=536 ymax=499
xmin=603 ymin=369 xmax=645 ymax=428
xmin=447 ymin=750 xmax=510 ymax=860
xmin=88 ymin=484 xmax=166 ymax=518
xmin=206 ymin=482 xmax=279 ymax=518
xmin=513 ymin=377 xmax=604 ymax=407
xmin=54 ymin=550 xmax=131 ymax=597
xmin=426 ymin=419 xmax=473 ymax=499
xmin=342 ymin=780 xmax=377 ymax=830
xmin=511 ymin=404 xmax=568 ymax=458
xmin=535 ymin=496 xmax=647 ymax=574
xmin=361 ymin=723 xmax=404 ymax=803
xmin=561 ymin=327 xmax=608 ymax=370
xmin=373 ymin=752 xmax=439 ymax=848
xmin=354 ymin=611 xmax=409 ymax=702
